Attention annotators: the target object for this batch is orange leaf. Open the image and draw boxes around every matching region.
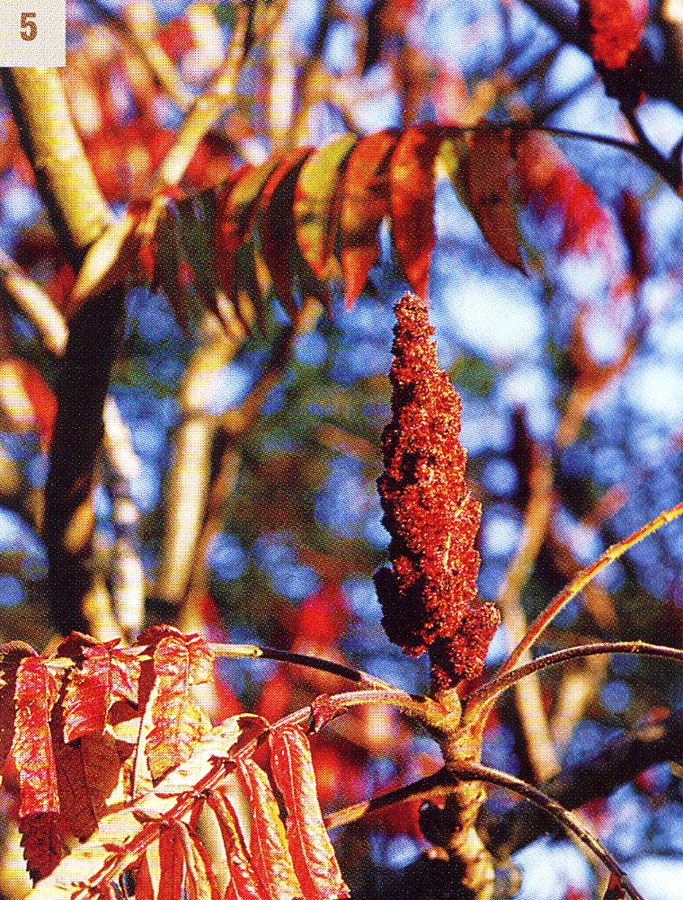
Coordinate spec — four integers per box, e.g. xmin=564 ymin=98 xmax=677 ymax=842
xmin=134 ymin=847 xmax=159 ymax=900
xmin=459 ymin=129 xmax=524 ymax=272
xmin=19 ymin=812 xmax=63 ymax=883
xmin=389 ymin=122 xmax=444 ymax=299
xmin=270 ymin=725 xmax=349 ymax=900
xmin=11 ymin=656 xmax=59 ymax=817
xmin=293 ymin=134 xmax=357 ymax=282
xmin=61 ymin=634 xmax=140 ymax=743
xmin=182 ymin=823 xmax=221 ymax=900
xmin=239 ymin=756 xmax=303 ymax=900
xmin=257 ymin=148 xmax=313 ymax=320
xmin=339 ymin=129 xmax=400 ymax=307
xmin=206 ymin=789 xmax=263 ymax=900
xmin=145 ymin=633 xmax=213 ymax=780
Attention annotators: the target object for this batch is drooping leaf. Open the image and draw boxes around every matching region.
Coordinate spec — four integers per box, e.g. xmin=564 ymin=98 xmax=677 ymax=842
xmin=175 ymin=190 xmax=222 ymax=320
xmin=339 ymin=129 xmax=400 ymax=307
xmin=19 ymin=715 xmax=264 ymax=900
xmin=458 ymin=129 xmax=524 ymax=272
xmin=153 ymin=205 xmax=199 ymax=335
xmin=183 ymin=824 xmax=222 ymax=900
xmin=61 ymin=634 xmax=140 ymax=743
xmin=52 ymin=717 xmax=122 ymax=840
xmin=270 ymin=725 xmax=349 ymax=900
xmin=214 ymin=158 xmax=281 ymax=310
xmin=157 ymin=825 xmax=186 ymax=898
xmin=206 ymin=789 xmax=263 ymax=900
xmin=11 ymin=656 xmax=59 ymax=817
xmin=257 ymin=148 xmax=313 ymax=320
xmin=238 ymin=756 xmax=303 ymax=900
xmin=293 ymin=135 xmax=357 ymax=282
xmin=14 ymin=359 xmax=57 ymax=451
xmin=389 ymin=122 xmax=444 ymax=299
xmin=134 ymin=846 xmax=159 ymax=900
xmin=145 ymin=633 xmax=213 ymax=780
xmin=19 ymin=813 xmax=63 ymax=883
xmin=0 ymin=640 xmax=35 ymax=769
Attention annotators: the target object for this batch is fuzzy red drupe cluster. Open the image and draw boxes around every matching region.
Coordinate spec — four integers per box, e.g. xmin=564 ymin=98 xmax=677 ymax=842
xmin=374 ymin=294 xmax=500 ymax=690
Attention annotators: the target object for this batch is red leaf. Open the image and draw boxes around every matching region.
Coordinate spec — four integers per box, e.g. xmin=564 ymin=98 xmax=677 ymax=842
xmin=459 ymin=129 xmax=524 ymax=272
xmin=238 ymin=756 xmax=302 ymax=900
xmin=206 ymin=789 xmax=263 ymax=900
xmin=61 ymin=635 xmax=140 ymax=742
xmin=183 ymin=823 xmax=222 ymax=900
xmin=158 ymin=824 xmax=186 ymax=898
xmin=19 ymin=812 xmax=64 ymax=883
xmin=389 ymin=122 xmax=444 ymax=299
xmin=339 ymin=129 xmax=400 ymax=307
xmin=270 ymin=725 xmax=349 ymax=900
xmin=11 ymin=656 xmax=59 ymax=817
xmin=15 ymin=360 xmax=57 ymax=452
xmin=257 ymin=148 xmax=313 ymax=320
xmin=0 ymin=641 xmax=35 ymax=769
xmin=145 ymin=633 xmax=213 ymax=780
xmin=310 ymin=694 xmax=345 ymax=734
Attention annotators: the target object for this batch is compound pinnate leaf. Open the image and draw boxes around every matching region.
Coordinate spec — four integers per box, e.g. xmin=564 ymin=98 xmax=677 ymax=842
xmin=270 ymin=725 xmax=349 ymax=900
xmin=61 ymin=635 xmax=140 ymax=743
xmin=239 ymin=756 xmax=303 ymax=900
xmin=0 ymin=641 xmax=36 ymax=769
xmin=389 ymin=122 xmax=444 ymax=299
xmin=12 ymin=655 xmax=60 ymax=818
xmin=339 ymin=129 xmax=400 ymax=307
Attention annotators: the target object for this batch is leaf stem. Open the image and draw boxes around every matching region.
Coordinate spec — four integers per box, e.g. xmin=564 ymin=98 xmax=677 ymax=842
xmin=208 ymin=642 xmax=395 ymax=690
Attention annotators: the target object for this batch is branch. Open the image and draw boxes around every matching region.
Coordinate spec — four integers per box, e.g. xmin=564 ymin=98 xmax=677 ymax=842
xmin=209 ymin=642 xmax=394 ymax=690
xmin=468 ymin=641 xmax=683 ymax=710
xmin=0 ymin=249 xmax=68 ymax=356
xmin=496 ymin=499 xmax=683 ymax=679
xmin=451 ymin=759 xmax=645 ymax=900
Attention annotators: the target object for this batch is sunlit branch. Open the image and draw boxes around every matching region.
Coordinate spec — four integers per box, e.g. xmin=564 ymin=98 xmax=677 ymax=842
xmin=467 ymin=641 xmax=683 ymax=712
xmin=450 ymin=759 xmax=645 ymax=900
xmin=496 ymin=499 xmax=683 ymax=678
xmin=0 ymin=249 xmax=68 ymax=356
xmin=209 ymin=642 xmax=394 ymax=690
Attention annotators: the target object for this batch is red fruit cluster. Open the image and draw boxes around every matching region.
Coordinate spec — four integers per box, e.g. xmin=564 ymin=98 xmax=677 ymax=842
xmin=374 ymin=294 xmax=499 ymax=689
xmin=580 ymin=0 xmax=648 ymax=70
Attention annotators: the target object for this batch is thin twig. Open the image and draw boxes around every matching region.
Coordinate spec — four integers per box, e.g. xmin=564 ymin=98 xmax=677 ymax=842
xmin=468 ymin=641 xmax=683 ymax=710
xmin=496 ymin=499 xmax=683 ymax=680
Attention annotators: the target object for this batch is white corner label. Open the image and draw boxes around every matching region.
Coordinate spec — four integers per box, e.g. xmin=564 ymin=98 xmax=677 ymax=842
xmin=0 ymin=1 xmax=66 ymax=68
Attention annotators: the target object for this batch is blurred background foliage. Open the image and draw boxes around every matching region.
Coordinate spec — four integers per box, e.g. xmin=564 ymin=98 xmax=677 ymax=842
xmin=0 ymin=0 xmax=682 ymax=897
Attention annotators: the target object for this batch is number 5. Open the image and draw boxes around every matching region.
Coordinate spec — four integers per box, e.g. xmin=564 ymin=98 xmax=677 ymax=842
xmin=20 ymin=12 xmax=37 ymax=41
